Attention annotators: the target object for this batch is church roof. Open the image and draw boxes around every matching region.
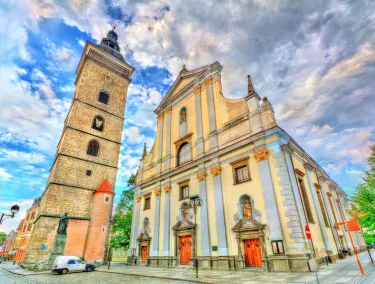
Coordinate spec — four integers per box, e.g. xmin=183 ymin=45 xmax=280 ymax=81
xmin=95 ymin=179 xmax=114 ymax=195
xmin=99 ymin=28 xmax=125 ymax=62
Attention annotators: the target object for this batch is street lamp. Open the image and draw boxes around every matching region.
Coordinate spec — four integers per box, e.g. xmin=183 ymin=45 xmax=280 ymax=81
xmin=0 ymin=204 xmax=20 ymax=224
xmin=188 ymin=194 xmax=203 ymax=278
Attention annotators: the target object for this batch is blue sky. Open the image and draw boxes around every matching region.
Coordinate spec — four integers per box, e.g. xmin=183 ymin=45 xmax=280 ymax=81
xmin=0 ymin=0 xmax=374 ymax=233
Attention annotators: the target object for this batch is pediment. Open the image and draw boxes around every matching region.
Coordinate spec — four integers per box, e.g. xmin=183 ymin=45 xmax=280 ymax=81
xmin=156 ymin=62 xmax=222 ymax=112
xmin=232 ymin=219 xmax=266 ymax=233
xmin=137 ymin=232 xmax=151 ymax=242
xmin=172 ymin=220 xmax=195 ymax=231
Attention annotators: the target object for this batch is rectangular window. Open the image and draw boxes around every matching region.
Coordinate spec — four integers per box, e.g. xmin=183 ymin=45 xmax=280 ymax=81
xmin=144 ymin=197 xmax=151 ymax=210
xmin=180 ymin=186 xmax=189 ymax=200
xmin=235 ymin=166 xmax=250 ymax=183
xmin=328 ymin=195 xmax=338 ymax=224
xmin=298 ymin=178 xmax=314 ymax=223
xmin=230 ymin=157 xmax=251 ymax=185
xmin=316 ymin=190 xmax=330 ymax=227
xmin=271 ymin=240 xmax=284 ymax=254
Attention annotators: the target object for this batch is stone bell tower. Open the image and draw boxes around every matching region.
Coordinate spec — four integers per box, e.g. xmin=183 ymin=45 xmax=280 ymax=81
xmin=24 ymin=28 xmax=134 ymax=265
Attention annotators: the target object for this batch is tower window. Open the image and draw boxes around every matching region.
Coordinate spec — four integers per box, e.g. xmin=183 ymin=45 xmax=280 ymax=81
xmin=87 ymin=140 xmax=100 ymax=156
xmin=109 ymin=43 xmax=115 ymax=49
xmin=92 ymin=116 xmax=104 ymax=131
xmin=86 ymin=170 xmax=92 ymax=176
xmin=98 ymin=91 xmax=109 ymax=104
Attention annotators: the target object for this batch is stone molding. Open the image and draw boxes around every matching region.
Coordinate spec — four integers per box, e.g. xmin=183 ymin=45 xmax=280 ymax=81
xmin=210 ymin=165 xmax=221 ymax=176
xmin=253 ymin=148 xmax=268 ymax=162
xmin=303 ymin=162 xmax=314 ymax=171
xmin=165 ymin=108 xmax=172 ymax=115
xmin=193 ymin=86 xmax=201 ymax=94
xmin=135 ymin=196 xmax=141 ymax=203
xmin=143 ymin=192 xmax=152 ymax=198
xmin=318 ymin=175 xmax=327 ymax=183
xmin=157 ymin=114 xmax=164 ymax=120
xmin=196 ymin=171 xmax=206 ymax=181
xmin=154 ymin=188 xmax=161 ymax=196
xmin=163 ymin=185 xmax=171 ymax=193
xmin=294 ymin=168 xmax=305 ymax=176
xmin=204 ymin=77 xmax=213 ymax=86
xmin=314 ymin=183 xmax=321 ymax=189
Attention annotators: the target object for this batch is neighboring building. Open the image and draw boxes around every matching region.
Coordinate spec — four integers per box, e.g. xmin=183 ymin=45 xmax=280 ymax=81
xmin=129 ymin=63 xmax=366 ymax=272
xmin=2 ymin=230 xmax=16 ymax=260
xmin=24 ymin=28 xmax=134 ymax=265
xmin=8 ymin=198 xmax=41 ymax=263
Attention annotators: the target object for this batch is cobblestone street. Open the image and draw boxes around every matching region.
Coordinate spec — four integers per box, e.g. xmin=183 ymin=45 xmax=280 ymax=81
xmin=1 ymin=251 xmax=374 ymax=283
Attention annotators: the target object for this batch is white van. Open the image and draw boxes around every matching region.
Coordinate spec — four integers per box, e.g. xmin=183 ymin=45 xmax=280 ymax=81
xmin=51 ymin=256 xmax=95 ymax=274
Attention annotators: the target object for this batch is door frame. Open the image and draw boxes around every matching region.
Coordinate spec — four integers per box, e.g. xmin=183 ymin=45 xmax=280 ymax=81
xmin=137 ymin=233 xmax=151 ymax=266
xmin=172 ymin=226 xmax=196 ymax=266
xmin=179 ymin=235 xmax=193 ymax=265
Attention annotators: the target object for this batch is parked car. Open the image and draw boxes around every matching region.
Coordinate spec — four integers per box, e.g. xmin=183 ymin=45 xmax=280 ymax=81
xmin=51 ymin=256 xmax=96 ymax=274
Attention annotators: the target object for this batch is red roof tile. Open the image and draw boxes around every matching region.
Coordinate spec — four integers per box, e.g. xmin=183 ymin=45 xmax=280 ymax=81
xmin=95 ymin=179 xmax=114 ymax=195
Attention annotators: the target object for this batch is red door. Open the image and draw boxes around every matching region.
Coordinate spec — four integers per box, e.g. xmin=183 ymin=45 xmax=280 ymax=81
xmin=243 ymin=239 xmax=262 ymax=267
xmin=179 ymin=235 xmax=192 ymax=265
xmin=141 ymin=246 xmax=148 ymax=263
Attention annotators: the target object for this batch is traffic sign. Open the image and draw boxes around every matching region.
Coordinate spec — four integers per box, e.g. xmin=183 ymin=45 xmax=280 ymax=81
xmin=305 ymin=225 xmax=312 ymax=240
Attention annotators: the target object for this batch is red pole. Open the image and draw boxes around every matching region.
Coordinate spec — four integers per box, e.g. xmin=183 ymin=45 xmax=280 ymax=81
xmin=348 ymin=231 xmax=364 ymax=275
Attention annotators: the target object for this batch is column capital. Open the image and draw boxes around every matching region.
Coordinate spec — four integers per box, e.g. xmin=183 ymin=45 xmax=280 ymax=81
xmin=163 ymin=184 xmax=171 ymax=193
xmin=196 ymin=171 xmax=206 ymax=181
xmin=280 ymin=144 xmax=293 ymax=155
xmin=210 ymin=165 xmax=221 ymax=176
xmin=157 ymin=114 xmax=164 ymax=120
xmin=135 ymin=196 xmax=141 ymax=203
xmin=317 ymin=175 xmax=327 ymax=183
xmin=193 ymin=86 xmax=201 ymax=95
xmin=165 ymin=108 xmax=172 ymax=115
xmin=154 ymin=188 xmax=161 ymax=196
xmin=253 ymin=148 xmax=268 ymax=162
xmin=204 ymin=77 xmax=213 ymax=86
xmin=303 ymin=162 xmax=314 ymax=171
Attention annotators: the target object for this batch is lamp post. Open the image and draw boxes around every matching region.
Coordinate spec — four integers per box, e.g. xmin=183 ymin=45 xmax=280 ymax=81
xmin=0 ymin=205 xmax=20 ymax=225
xmin=188 ymin=194 xmax=203 ymax=278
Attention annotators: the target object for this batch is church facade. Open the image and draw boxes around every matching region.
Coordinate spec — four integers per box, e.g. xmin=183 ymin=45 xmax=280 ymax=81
xmin=24 ymin=29 xmax=134 ymax=265
xmin=130 ymin=63 xmax=366 ymax=271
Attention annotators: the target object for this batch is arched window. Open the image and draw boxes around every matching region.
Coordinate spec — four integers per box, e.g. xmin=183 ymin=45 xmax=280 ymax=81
xmin=87 ymin=140 xmax=99 ymax=156
xmin=180 ymin=107 xmax=187 ymax=124
xmin=98 ymin=91 xmax=109 ymax=104
xmin=177 ymin=143 xmax=191 ymax=166
xmin=92 ymin=116 xmax=104 ymax=131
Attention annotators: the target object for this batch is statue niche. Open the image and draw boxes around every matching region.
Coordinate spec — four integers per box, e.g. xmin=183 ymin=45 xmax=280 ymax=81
xmin=234 ymin=195 xmax=262 ymax=223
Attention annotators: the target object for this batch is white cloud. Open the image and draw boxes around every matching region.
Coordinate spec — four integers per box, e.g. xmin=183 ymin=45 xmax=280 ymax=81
xmin=77 ymin=38 xmax=85 ymax=47
xmin=0 ymin=168 xmax=12 ymax=180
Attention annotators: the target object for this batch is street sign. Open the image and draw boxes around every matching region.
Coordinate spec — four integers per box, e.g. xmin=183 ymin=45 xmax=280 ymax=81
xmin=305 ymin=225 xmax=312 ymax=240
xmin=346 ymin=220 xmax=361 ymax=232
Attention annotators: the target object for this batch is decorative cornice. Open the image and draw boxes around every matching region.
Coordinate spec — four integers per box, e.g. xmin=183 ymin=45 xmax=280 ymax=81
xmin=303 ymin=162 xmax=314 ymax=171
xmin=154 ymin=188 xmax=161 ymax=196
xmin=204 ymin=77 xmax=213 ymax=86
xmin=163 ymin=184 xmax=171 ymax=193
xmin=314 ymin=183 xmax=321 ymax=189
xmin=280 ymin=144 xmax=293 ymax=155
xmin=157 ymin=114 xmax=164 ymax=121
xmin=196 ymin=171 xmax=206 ymax=181
xmin=193 ymin=86 xmax=201 ymax=95
xmin=174 ymin=132 xmax=193 ymax=145
xmin=317 ymin=175 xmax=327 ymax=183
xmin=210 ymin=165 xmax=221 ymax=176
xmin=135 ymin=196 xmax=141 ymax=203
xmin=294 ymin=168 xmax=305 ymax=176
xmin=143 ymin=192 xmax=152 ymax=198
xmin=165 ymin=108 xmax=172 ymax=115
xmin=253 ymin=148 xmax=268 ymax=162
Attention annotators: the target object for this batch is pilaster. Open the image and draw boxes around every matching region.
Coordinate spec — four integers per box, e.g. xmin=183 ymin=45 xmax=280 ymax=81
xmin=197 ymin=165 xmax=210 ymax=256
xmin=153 ymin=187 xmax=161 ymax=256
xmin=254 ymin=148 xmax=283 ymax=241
xmin=304 ymin=163 xmax=331 ymax=253
xmin=164 ymin=108 xmax=172 ymax=172
xmin=205 ymin=78 xmax=218 ymax=152
xmin=210 ymin=164 xmax=228 ymax=256
xmin=156 ymin=114 xmax=164 ymax=175
xmin=132 ymin=190 xmax=142 ymax=254
xmin=163 ymin=184 xmax=171 ymax=256
xmin=194 ymin=86 xmax=204 ymax=158
xmin=337 ymin=191 xmax=353 ymax=250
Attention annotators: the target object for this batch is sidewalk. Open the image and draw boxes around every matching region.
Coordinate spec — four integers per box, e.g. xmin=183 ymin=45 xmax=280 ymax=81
xmin=0 ymin=262 xmax=50 ymax=276
xmin=97 ymin=251 xmax=375 ymax=284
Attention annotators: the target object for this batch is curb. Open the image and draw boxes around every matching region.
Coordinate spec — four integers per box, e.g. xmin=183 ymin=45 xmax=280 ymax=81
xmin=95 ymin=269 xmax=212 ymax=283
xmin=1 ymin=267 xmax=51 ymax=276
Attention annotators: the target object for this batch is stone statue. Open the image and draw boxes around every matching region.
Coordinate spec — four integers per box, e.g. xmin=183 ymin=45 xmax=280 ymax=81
xmin=181 ymin=109 xmax=186 ymax=122
xmin=244 ymin=199 xmax=252 ymax=221
xmin=183 ymin=208 xmax=189 ymax=223
xmin=57 ymin=212 xmax=69 ymax=235
xmin=144 ymin=220 xmax=149 ymax=234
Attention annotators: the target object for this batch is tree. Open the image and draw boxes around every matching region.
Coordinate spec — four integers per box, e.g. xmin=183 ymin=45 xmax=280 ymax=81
xmin=0 ymin=232 xmax=6 ymax=243
xmin=109 ymin=174 xmax=136 ymax=249
xmin=351 ymin=144 xmax=375 ymax=245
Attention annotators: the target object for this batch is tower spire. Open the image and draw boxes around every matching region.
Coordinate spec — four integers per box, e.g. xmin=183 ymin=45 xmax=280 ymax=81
xmin=142 ymin=143 xmax=147 ymax=158
xmin=99 ymin=27 xmax=125 ymax=62
xmin=247 ymin=74 xmax=255 ymax=96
